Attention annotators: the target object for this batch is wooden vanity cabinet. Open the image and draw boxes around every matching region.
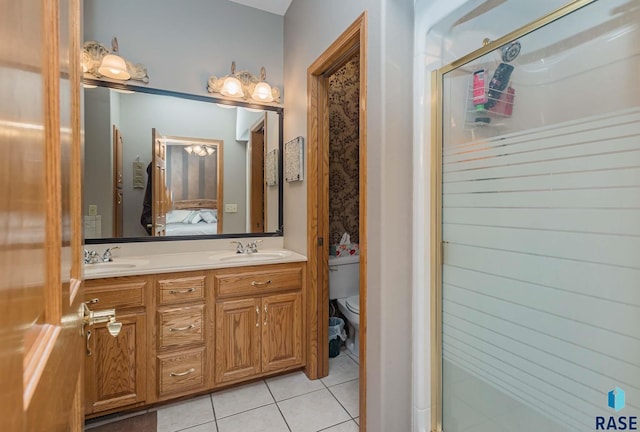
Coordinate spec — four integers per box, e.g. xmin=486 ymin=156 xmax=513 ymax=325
xmin=213 ymin=263 xmax=305 ymax=384
xmin=152 ymin=272 xmax=211 ymax=401
xmin=84 ymin=276 xmax=150 ymax=416
xmin=84 ymin=261 xmax=306 ymax=419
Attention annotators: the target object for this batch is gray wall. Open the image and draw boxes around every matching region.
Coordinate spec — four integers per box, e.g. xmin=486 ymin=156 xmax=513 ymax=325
xmin=284 ymin=1 xmax=414 ymax=431
xmin=83 ymin=86 xmax=113 ymax=237
xmin=83 ymin=0 xmax=284 ymax=97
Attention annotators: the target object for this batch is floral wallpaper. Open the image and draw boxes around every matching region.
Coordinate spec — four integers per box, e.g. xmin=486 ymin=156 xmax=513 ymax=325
xmin=328 ymin=54 xmax=360 ymax=246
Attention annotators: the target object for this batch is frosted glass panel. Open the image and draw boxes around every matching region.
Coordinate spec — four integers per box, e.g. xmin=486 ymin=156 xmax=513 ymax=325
xmin=440 ymin=1 xmax=640 ymax=431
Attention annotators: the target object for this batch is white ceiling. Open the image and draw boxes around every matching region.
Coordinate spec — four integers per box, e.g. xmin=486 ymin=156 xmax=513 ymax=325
xmin=227 ymin=0 xmax=293 ymax=16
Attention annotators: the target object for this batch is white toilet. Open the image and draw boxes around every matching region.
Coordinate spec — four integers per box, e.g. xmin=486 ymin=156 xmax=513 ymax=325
xmin=328 ymin=254 xmax=360 ymax=360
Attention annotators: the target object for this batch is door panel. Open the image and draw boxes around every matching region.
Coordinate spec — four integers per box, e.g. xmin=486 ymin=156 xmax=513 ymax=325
xmin=113 ymin=125 xmax=123 ymax=236
xmin=85 ymin=312 xmax=147 ymax=414
xmin=152 ymin=128 xmax=167 ymax=236
xmin=215 ymin=298 xmax=262 ymax=383
xmin=437 ymin=1 xmax=640 ymax=431
xmin=0 ymin=0 xmax=84 ymax=430
xmin=250 ymin=125 xmax=265 ymax=232
xmin=262 ymin=292 xmax=303 ymax=372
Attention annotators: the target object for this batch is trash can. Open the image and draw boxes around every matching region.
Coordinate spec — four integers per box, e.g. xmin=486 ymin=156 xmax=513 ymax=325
xmin=328 ymin=317 xmax=346 ymax=358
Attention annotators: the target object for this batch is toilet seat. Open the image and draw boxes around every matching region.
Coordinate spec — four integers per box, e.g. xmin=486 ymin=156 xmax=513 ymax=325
xmin=345 ymin=295 xmax=360 ymax=314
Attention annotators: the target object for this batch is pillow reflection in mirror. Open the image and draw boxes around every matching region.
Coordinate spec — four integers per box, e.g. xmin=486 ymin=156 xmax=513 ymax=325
xmin=200 ymin=210 xmax=217 ymax=224
xmin=166 ymin=209 xmax=204 ymax=224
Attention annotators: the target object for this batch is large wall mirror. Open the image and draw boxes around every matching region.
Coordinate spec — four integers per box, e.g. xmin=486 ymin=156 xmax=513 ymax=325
xmin=83 ymin=80 xmax=283 ymax=244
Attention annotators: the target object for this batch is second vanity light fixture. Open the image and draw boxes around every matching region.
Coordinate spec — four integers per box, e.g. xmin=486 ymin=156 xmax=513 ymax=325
xmin=207 ymin=61 xmax=281 ymax=104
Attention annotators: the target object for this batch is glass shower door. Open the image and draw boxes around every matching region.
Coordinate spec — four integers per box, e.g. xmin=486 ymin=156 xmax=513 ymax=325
xmin=437 ymin=1 xmax=640 ymax=431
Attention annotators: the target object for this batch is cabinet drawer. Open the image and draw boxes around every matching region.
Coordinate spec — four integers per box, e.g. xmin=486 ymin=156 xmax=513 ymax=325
xmin=85 ymin=277 xmax=147 ymax=310
xmin=157 ymin=274 xmax=205 ymax=305
xmin=157 ymin=348 xmax=205 ymax=397
xmin=158 ymin=305 xmax=204 ymax=349
xmin=215 ymin=266 xmax=302 ymax=298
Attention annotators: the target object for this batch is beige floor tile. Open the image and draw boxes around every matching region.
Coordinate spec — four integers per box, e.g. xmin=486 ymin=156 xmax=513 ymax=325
xmin=157 ymin=396 xmax=214 ymax=432
xmin=278 ymin=389 xmax=350 ymax=432
xmin=266 ymin=371 xmax=325 ymax=401
xmin=211 ymin=380 xmax=274 ymax=419
xmin=321 ymin=355 xmax=359 ymax=387
xmin=329 ymin=379 xmax=359 ymax=418
xmin=217 ymin=404 xmax=289 ymax=432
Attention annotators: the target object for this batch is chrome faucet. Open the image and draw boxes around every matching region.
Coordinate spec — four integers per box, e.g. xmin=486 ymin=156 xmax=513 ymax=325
xmin=102 ymin=246 xmax=120 ymax=262
xmin=246 ymin=240 xmax=262 ymax=253
xmin=231 ymin=240 xmax=262 ymax=254
xmin=84 ymin=249 xmax=101 ymax=264
xmin=84 ymin=246 xmax=121 ymax=264
xmin=231 ymin=241 xmax=245 ymax=254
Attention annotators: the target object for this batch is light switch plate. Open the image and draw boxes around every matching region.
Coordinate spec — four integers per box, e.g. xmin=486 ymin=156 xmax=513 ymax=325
xmin=88 ymin=204 xmax=97 ymax=216
xmin=224 ymin=204 xmax=238 ymax=213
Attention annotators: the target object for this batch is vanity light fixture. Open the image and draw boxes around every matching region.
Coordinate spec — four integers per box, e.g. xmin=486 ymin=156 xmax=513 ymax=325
xmin=81 ymin=40 xmax=149 ymax=83
xmin=220 ymin=61 xmax=244 ymax=98
xmin=97 ymin=37 xmax=130 ymax=80
xmin=207 ymin=62 xmax=281 ymax=104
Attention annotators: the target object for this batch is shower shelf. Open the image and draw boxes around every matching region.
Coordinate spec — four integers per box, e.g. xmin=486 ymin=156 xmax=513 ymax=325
xmin=464 ymin=74 xmax=515 ymax=129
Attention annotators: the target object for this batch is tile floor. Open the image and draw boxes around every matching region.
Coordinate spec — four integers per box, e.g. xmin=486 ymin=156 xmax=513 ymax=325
xmin=85 ymin=352 xmax=359 ymax=432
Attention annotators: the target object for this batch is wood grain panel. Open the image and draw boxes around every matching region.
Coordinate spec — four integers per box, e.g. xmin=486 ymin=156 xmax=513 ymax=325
xmin=85 ymin=277 xmax=147 ymax=310
xmin=215 ymin=298 xmax=262 ymax=384
xmin=86 ymin=311 xmax=147 ymax=414
xmin=157 ymin=274 xmax=205 ymax=305
xmin=157 ymin=347 xmax=205 ymax=397
xmin=157 ymin=305 xmax=204 ymax=350
xmin=215 ymin=264 xmax=302 ymax=298
xmin=262 ymin=292 xmax=303 ymax=372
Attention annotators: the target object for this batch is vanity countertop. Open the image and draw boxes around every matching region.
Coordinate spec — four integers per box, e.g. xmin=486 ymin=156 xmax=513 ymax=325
xmin=83 ymin=248 xmax=307 ymax=280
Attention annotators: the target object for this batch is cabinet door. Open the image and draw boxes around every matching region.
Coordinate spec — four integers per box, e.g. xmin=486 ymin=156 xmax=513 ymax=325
xmin=215 ymin=298 xmax=262 ymax=383
xmin=262 ymin=292 xmax=303 ymax=372
xmin=85 ymin=311 xmax=147 ymax=414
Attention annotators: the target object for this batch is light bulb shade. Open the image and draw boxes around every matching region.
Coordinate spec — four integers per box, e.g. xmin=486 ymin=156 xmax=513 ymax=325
xmin=252 ymin=82 xmax=273 ymax=102
xmin=98 ymin=54 xmax=130 ymax=80
xmin=221 ymin=76 xmax=244 ymax=97
xmin=206 ymin=147 xmax=215 ymax=155
xmin=184 ymin=146 xmax=193 ymax=154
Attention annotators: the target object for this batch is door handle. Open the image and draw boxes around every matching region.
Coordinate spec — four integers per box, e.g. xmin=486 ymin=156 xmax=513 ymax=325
xmin=170 ymin=368 xmax=195 ymax=377
xmin=263 ymin=304 xmax=268 ymax=326
xmin=169 ymin=324 xmax=195 ymax=332
xmin=256 ymin=307 xmax=260 ymax=327
xmin=86 ymin=330 xmax=92 ymax=357
xmin=82 ymin=303 xmax=122 ymax=337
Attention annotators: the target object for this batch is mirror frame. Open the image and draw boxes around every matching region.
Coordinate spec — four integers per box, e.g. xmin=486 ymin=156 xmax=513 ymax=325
xmin=83 ymin=77 xmax=284 ymax=244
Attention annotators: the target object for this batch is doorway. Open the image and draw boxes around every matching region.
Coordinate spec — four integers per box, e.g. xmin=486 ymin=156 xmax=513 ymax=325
xmin=306 ymin=12 xmax=368 ymax=432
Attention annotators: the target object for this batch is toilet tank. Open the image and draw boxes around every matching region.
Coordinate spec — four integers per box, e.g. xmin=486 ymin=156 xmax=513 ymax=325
xmin=328 ymin=254 xmax=360 ymax=300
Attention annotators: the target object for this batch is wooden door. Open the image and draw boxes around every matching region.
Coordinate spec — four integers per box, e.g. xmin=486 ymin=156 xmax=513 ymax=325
xmin=0 ymin=0 xmax=84 ymax=431
xmin=215 ymin=298 xmax=262 ymax=383
xmin=113 ymin=125 xmax=123 ymax=236
xmin=250 ymin=125 xmax=265 ymax=233
xmin=152 ymin=128 xmax=167 ymax=236
xmin=85 ymin=311 xmax=147 ymax=415
xmin=261 ymin=292 xmax=303 ymax=372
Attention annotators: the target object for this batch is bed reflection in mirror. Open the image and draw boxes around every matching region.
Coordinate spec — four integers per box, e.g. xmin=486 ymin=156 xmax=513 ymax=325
xmin=83 ymin=84 xmax=282 ymax=241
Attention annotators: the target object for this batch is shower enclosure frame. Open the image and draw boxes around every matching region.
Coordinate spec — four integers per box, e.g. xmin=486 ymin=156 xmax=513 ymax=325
xmin=429 ymin=1 xmax=599 ymax=431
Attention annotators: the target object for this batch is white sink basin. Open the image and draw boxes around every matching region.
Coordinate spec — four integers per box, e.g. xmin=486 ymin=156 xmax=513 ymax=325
xmin=84 ymin=260 xmax=148 ymax=275
xmin=213 ymin=251 xmax=288 ymax=264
